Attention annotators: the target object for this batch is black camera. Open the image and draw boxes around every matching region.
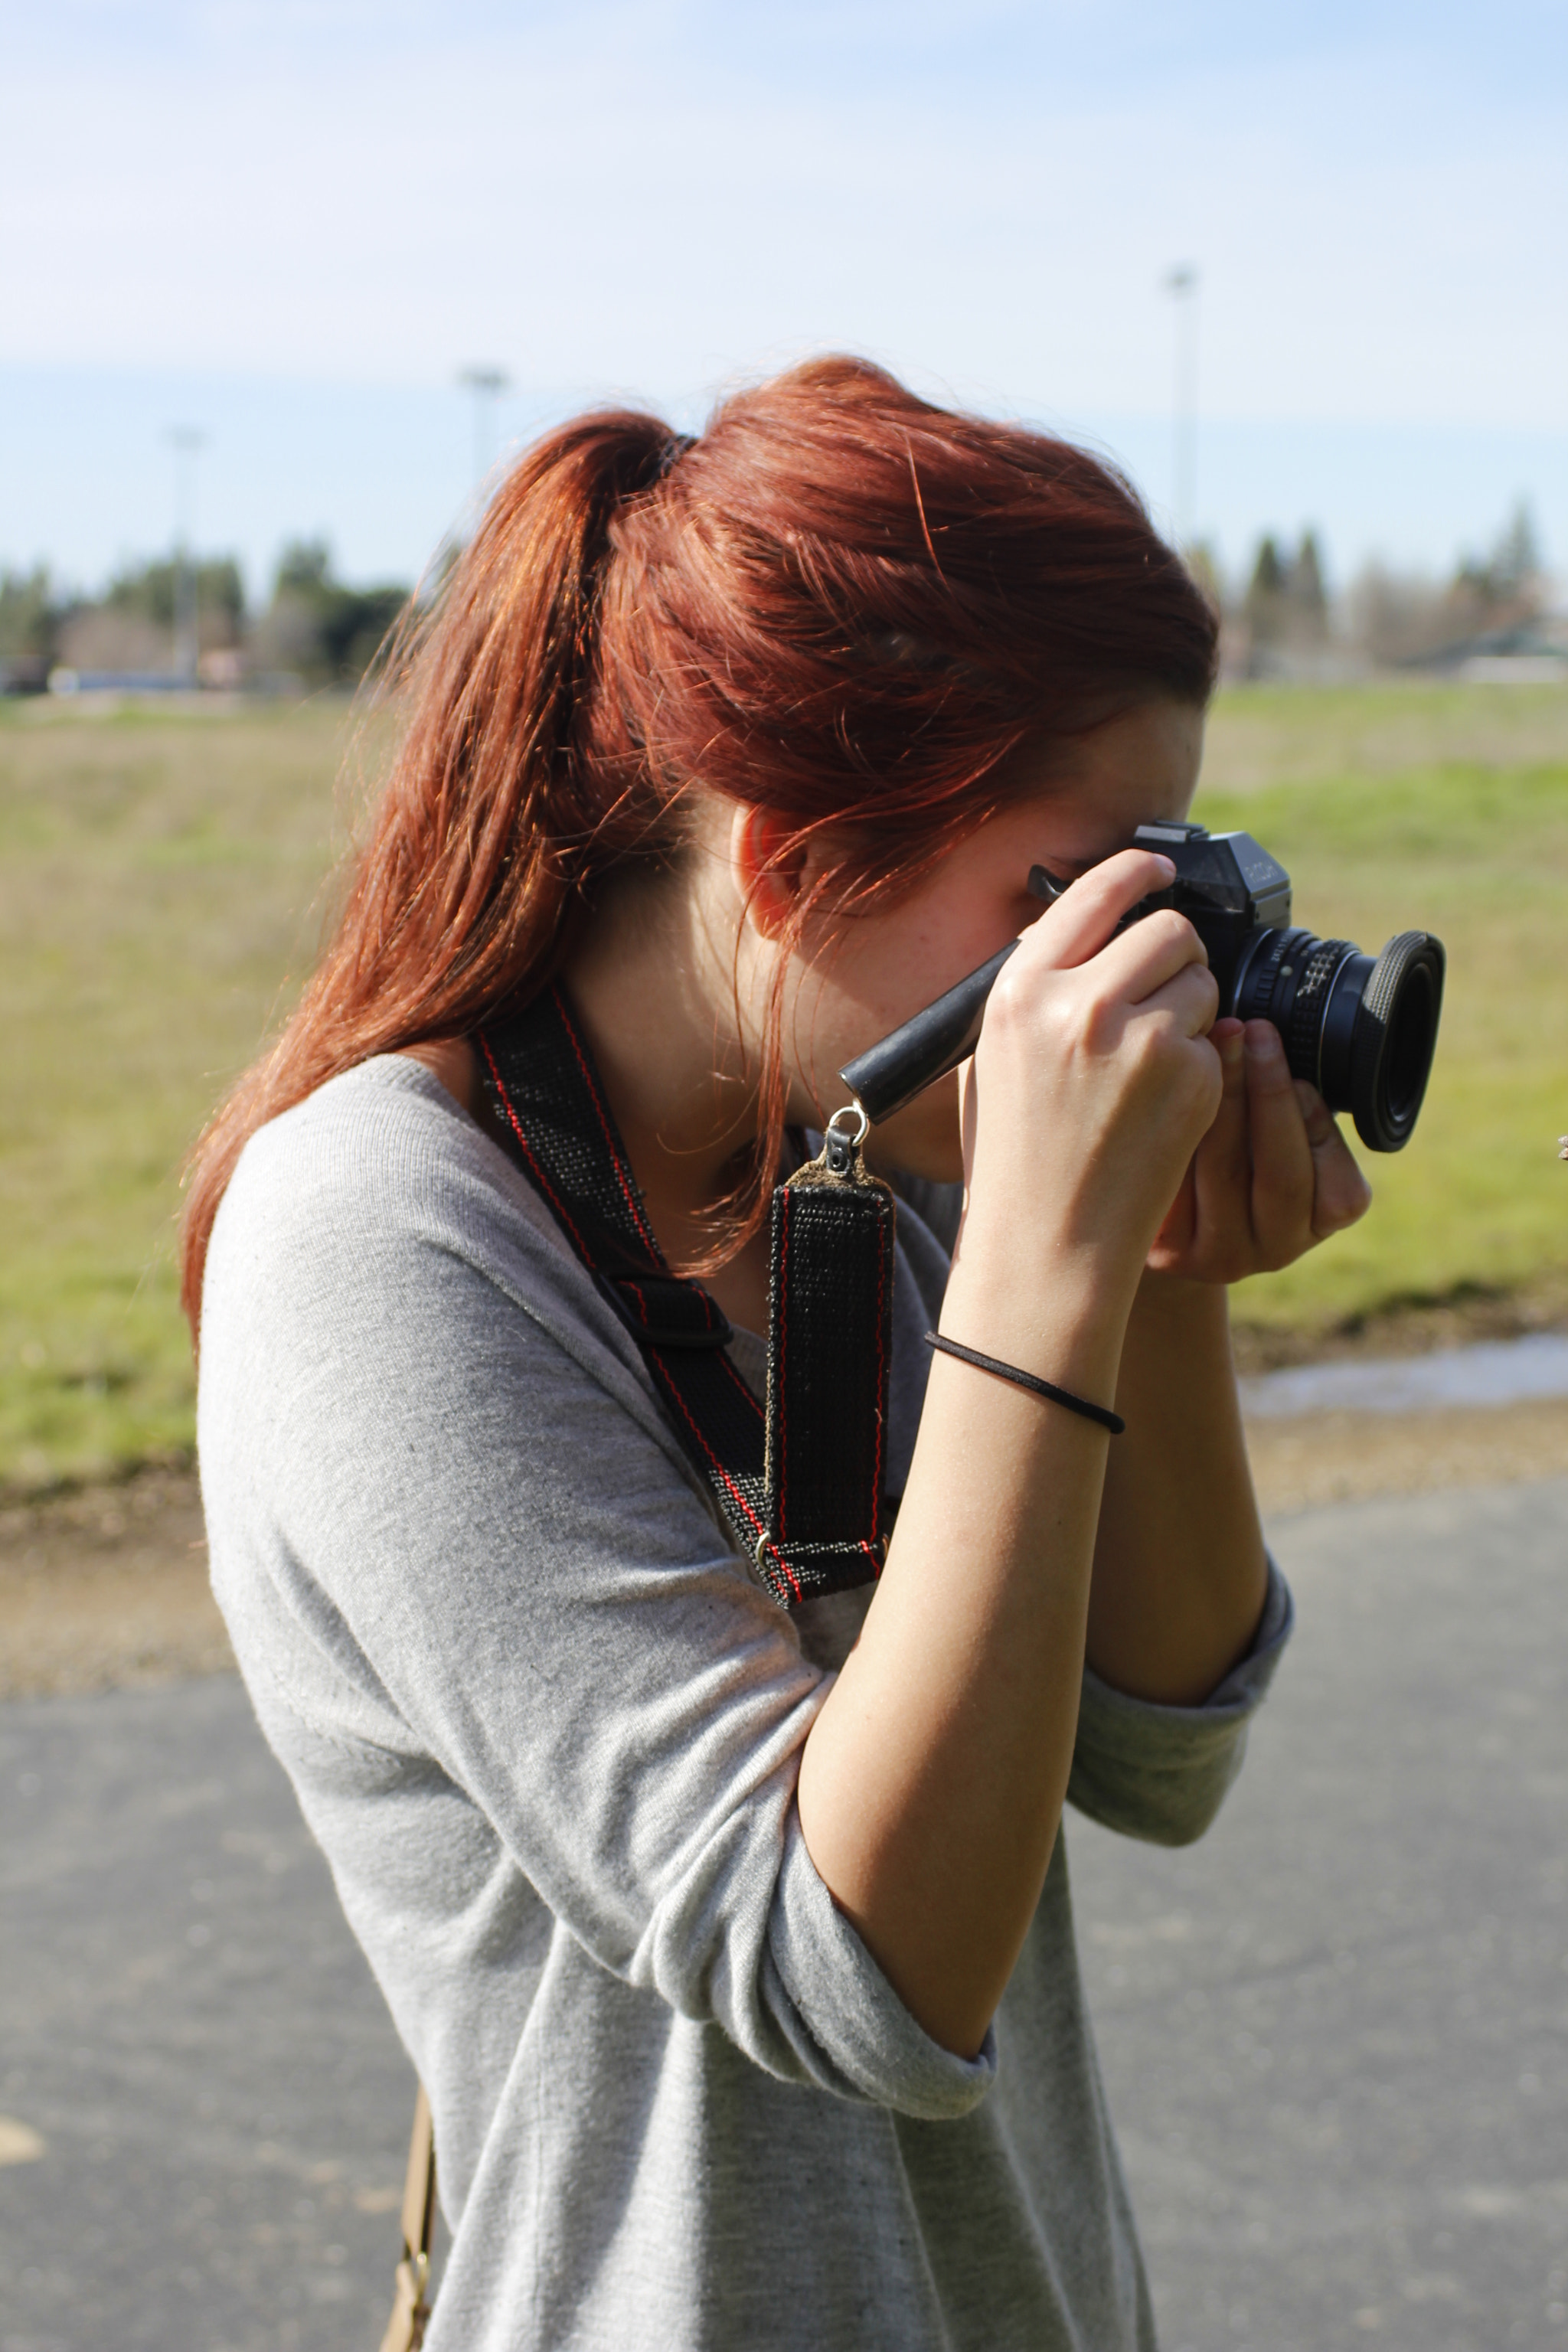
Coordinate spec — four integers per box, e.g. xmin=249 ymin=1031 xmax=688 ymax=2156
xmin=839 ymin=821 xmax=1445 ymax=1152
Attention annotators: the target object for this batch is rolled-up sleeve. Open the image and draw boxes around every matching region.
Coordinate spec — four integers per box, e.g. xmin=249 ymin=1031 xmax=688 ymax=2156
xmin=1067 ymin=1559 xmax=1293 ymax=1846
xmin=764 ymin=1818 xmax=997 ymax=2117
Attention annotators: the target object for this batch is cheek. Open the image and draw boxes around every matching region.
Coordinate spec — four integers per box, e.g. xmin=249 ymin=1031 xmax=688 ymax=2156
xmin=809 ymin=878 xmax=1014 ymax=1042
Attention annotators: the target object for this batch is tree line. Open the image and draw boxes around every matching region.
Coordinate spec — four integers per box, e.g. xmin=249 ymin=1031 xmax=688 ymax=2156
xmin=0 ymin=541 xmax=412 ymax=691
xmin=1211 ymin=500 xmax=1553 ymax=678
xmin=0 ymin=501 xmax=1555 ymax=693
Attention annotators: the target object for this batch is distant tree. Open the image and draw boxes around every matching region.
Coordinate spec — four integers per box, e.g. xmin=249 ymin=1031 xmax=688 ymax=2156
xmin=1248 ymin=536 xmax=1285 ymax=603
xmin=1445 ymin=501 xmax=1544 ymax=632
xmin=1481 ymin=501 xmax=1542 ymax=607
xmin=1290 ymin=531 xmax=1328 ymax=625
xmin=103 ymin=558 xmax=176 ymax=629
xmin=198 ymin=557 xmax=247 ymax=640
xmin=274 ymin=539 xmax=332 ymax=599
xmin=258 ymin=540 xmax=411 ymax=685
xmin=1240 ymin=529 xmax=1331 ymax=671
xmin=1343 ymin=498 xmax=1549 ymax=668
xmin=1244 ymin=535 xmax=1295 ymax=658
xmin=0 ymin=567 xmax=61 ymax=661
xmin=101 ymin=555 xmax=247 ymax=643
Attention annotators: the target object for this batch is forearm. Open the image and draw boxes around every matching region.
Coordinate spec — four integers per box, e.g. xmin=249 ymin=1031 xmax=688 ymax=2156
xmin=1086 ymin=1272 xmax=1267 ymax=1704
xmin=795 ymin=845 xmax=1225 ymax=2061
xmin=796 ymin=1244 xmax=1130 ymax=2060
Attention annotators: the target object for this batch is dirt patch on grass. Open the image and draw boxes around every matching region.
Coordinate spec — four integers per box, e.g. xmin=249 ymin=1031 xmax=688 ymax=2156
xmin=0 ymin=1466 xmax=230 ymax=1698
xmin=1231 ymin=1274 xmax=1568 ymax=1373
xmin=1243 ymin=1396 xmax=1568 ymax=1519
xmin=5 ymin=1398 xmax=1568 ymax=1698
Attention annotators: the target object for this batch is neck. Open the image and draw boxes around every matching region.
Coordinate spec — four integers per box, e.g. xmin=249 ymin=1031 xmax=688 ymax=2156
xmin=561 ymin=866 xmax=766 ymax=1272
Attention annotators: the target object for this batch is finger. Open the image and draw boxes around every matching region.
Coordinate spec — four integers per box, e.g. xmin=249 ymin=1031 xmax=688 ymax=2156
xmin=1023 ymin=848 xmax=1179 ymax=970
xmin=1132 ymin=956 xmax=1222 ymax=1040
xmin=1092 ymin=905 xmax=1215 ymax=1011
xmin=1294 ymin=1080 xmax=1374 ymax=1236
xmin=1191 ymin=1020 xmax=1252 ymax=1235
xmin=1242 ymin=1021 xmax=1315 ymax=1259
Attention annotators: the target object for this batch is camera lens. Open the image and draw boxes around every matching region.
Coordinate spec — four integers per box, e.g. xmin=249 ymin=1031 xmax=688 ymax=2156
xmin=1230 ymin=926 xmax=1446 ymax=1152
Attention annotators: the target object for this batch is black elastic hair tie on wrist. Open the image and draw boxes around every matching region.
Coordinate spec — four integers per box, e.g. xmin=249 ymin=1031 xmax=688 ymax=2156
xmin=923 ymin=1332 xmax=1126 ymax=1435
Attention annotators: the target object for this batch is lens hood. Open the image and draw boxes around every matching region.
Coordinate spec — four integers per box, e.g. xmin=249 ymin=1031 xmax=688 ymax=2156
xmin=1349 ymin=931 xmax=1446 ymax=1152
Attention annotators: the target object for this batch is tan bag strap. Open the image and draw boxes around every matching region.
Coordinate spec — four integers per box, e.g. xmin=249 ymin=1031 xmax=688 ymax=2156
xmin=378 ymin=2081 xmax=436 ymax=2352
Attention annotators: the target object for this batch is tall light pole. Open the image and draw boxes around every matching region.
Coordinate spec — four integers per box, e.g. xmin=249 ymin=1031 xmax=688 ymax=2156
xmin=457 ymin=366 xmax=510 ymax=506
xmin=166 ymin=425 xmax=204 ymax=682
xmin=1161 ymin=265 xmax=1199 ymax=550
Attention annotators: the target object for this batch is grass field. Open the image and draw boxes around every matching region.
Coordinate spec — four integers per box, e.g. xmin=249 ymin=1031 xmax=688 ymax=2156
xmin=1 ymin=698 xmax=356 ymax=1493
xmin=1193 ymin=684 xmax=1568 ymax=1332
xmin=3 ymin=681 xmax=1566 ymax=1493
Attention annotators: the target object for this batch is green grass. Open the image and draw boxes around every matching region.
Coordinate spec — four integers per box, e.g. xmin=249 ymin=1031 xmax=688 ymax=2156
xmin=1191 ymin=683 xmax=1568 ymax=1330
xmin=2 ymin=680 xmax=1566 ymax=1491
xmin=0 ymin=697 xmax=355 ymax=1491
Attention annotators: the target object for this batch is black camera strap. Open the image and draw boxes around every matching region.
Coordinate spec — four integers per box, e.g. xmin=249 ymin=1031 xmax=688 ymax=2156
xmin=474 ymin=983 xmax=894 ymax=1608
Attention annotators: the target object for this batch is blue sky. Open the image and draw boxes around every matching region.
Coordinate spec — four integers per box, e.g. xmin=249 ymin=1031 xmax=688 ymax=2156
xmin=2 ymin=1 xmax=1564 ymax=599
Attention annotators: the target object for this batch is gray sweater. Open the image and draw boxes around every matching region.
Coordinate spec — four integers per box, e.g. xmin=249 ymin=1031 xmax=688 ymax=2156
xmin=198 ymin=1056 xmax=1292 ymax=2352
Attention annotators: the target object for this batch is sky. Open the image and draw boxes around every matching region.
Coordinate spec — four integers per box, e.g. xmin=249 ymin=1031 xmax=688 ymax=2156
xmin=2 ymin=0 xmax=1565 ymax=602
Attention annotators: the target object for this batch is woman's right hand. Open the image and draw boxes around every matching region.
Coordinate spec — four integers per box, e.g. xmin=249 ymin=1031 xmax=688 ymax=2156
xmin=957 ymin=847 xmax=1223 ymax=1311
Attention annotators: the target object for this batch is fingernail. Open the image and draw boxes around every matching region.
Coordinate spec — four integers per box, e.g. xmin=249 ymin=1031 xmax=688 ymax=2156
xmin=1244 ymin=1024 xmax=1279 ymax=1058
xmin=1221 ymin=1031 xmax=1244 ymax=1068
xmin=1152 ymin=855 xmax=1176 ymax=880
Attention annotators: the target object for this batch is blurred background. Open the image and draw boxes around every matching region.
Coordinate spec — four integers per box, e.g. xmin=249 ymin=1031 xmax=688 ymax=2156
xmin=4 ymin=0 xmax=1567 ymax=682
xmin=4 ymin=10 xmax=1568 ymax=2350
xmin=3 ymin=0 xmax=1566 ymax=1494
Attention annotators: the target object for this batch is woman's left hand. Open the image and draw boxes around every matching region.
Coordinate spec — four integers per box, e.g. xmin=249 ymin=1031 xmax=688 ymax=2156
xmin=1146 ymin=1016 xmax=1373 ymax=1282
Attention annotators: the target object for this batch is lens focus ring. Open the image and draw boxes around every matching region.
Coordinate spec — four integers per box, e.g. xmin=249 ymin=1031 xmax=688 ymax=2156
xmin=1283 ymin=938 xmax=1354 ymax=1086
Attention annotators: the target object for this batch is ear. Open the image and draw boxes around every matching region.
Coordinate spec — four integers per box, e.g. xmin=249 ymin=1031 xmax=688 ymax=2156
xmin=729 ymin=804 xmax=830 ymax=941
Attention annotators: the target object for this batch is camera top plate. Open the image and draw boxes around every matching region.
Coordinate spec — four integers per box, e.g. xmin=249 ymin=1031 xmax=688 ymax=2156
xmin=1129 ymin=822 xmax=1292 ymax=929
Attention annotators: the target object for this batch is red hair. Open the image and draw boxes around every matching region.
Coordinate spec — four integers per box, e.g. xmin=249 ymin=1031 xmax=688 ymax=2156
xmin=180 ymin=356 xmax=1216 ymax=1331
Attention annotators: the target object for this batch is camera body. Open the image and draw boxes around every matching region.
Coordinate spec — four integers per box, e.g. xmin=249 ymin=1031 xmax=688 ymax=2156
xmin=840 ymin=819 xmax=1446 ymax=1153
xmin=1121 ymin=819 xmax=1293 ymax=967
xmin=1112 ymin=822 xmax=1444 ymax=1152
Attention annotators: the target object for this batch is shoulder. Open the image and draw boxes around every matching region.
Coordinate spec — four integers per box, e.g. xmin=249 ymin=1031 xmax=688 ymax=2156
xmin=215 ymin=1054 xmax=512 ymax=1248
xmin=208 ymin=1054 xmax=560 ymax=1306
xmin=202 ymin=1055 xmax=662 ymax=1437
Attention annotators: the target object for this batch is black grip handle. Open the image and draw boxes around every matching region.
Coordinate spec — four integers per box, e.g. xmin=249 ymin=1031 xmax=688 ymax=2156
xmin=838 ymin=940 xmax=1019 ymax=1125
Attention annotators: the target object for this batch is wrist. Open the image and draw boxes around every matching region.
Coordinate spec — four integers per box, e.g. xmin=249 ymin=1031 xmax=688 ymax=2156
xmin=942 ymin=1223 xmax=1136 ymax=1406
xmin=1117 ymin=1266 xmax=1239 ymax=1405
xmin=1131 ymin=1263 xmax=1232 ymax=1331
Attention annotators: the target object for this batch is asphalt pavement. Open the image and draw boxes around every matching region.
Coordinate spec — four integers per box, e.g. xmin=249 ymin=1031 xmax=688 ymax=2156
xmin=2 ymin=1477 xmax=1565 ymax=2352
xmin=2 ymin=1677 xmax=414 ymax=2351
xmin=1072 ymin=1476 xmax=1568 ymax=2351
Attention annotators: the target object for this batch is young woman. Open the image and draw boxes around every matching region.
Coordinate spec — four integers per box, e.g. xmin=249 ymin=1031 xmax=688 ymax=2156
xmin=187 ymin=358 xmax=1367 ymax=2350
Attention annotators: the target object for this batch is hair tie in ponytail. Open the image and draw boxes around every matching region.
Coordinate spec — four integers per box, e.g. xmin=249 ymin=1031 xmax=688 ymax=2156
xmin=656 ymin=433 xmax=697 ymax=481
